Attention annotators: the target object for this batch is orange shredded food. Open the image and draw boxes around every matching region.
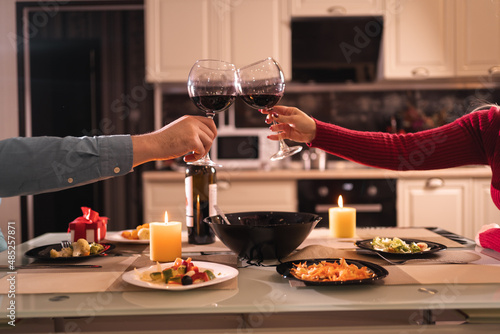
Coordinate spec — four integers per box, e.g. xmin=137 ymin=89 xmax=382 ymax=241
xmin=290 ymin=258 xmax=375 ymax=282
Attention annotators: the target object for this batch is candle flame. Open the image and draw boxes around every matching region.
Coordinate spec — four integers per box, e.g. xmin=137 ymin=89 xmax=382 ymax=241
xmin=164 ymin=211 xmax=169 ymax=223
xmin=338 ymin=195 xmax=343 ymax=208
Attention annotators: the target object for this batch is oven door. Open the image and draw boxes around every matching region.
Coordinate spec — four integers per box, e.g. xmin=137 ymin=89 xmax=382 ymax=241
xmin=298 ymin=179 xmax=397 ymax=228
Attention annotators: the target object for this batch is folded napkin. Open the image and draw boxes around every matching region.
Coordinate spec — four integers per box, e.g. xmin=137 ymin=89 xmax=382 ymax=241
xmin=475 ymin=224 xmax=500 ymax=253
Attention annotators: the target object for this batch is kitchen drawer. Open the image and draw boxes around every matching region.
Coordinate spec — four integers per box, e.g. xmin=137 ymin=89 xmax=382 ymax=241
xmin=143 ymin=176 xmax=297 ymax=229
xmin=218 ymin=179 xmax=297 ymax=213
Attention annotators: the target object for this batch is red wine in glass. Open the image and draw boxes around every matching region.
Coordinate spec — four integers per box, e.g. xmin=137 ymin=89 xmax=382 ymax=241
xmin=187 ymin=59 xmax=237 ymax=166
xmin=236 ymin=57 xmax=302 ymax=161
xmin=191 ymin=95 xmax=236 ymax=116
xmin=239 ymin=94 xmax=282 ymax=110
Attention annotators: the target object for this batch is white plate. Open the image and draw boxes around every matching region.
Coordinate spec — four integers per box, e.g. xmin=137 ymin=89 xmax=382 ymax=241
xmin=105 ymin=231 xmax=149 ymax=244
xmin=122 ymin=261 xmax=239 ymax=291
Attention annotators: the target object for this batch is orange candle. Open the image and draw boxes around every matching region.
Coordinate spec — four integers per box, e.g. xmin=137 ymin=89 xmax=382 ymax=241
xmin=329 ymin=195 xmax=356 ymax=238
xmin=149 ymin=212 xmax=182 ymax=262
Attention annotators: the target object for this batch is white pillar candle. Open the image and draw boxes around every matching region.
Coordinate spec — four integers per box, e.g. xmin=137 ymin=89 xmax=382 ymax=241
xmin=329 ymin=195 xmax=356 ymax=238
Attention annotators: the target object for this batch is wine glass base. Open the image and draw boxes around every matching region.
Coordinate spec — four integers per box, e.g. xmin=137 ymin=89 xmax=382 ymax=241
xmin=270 ymin=145 xmax=303 ymax=161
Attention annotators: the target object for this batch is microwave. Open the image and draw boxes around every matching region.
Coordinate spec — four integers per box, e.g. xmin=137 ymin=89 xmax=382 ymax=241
xmin=211 ymin=128 xmax=279 ymax=169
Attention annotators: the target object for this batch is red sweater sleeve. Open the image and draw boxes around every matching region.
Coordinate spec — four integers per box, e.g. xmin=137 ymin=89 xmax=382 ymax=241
xmin=310 ymin=108 xmax=496 ymax=171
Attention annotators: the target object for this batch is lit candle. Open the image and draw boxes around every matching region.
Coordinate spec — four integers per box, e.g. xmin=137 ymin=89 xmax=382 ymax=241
xmin=329 ymin=195 xmax=356 ymax=238
xmin=149 ymin=211 xmax=182 ymax=262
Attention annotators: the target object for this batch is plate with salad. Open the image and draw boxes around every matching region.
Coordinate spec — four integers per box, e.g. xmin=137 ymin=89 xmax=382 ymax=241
xmin=356 ymin=237 xmax=447 ymax=256
xmin=276 ymin=258 xmax=388 ymax=286
xmin=122 ymin=258 xmax=238 ymax=291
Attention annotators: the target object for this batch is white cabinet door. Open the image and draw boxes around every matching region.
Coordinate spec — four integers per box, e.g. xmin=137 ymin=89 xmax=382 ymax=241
xmin=291 ymin=0 xmax=384 ymax=16
xmin=145 ymin=0 xmax=218 ymax=82
xmin=225 ymin=0 xmax=291 ymax=75
xmin=471 ymin=178 xmax=500 ymax=239
xmin=143 ymin=180 xmax=186 ymax=225
xmin=145 ymin=0 xmax=291 ymax=82
xmin=456 ymin=0 xmax=500 ymax=77
xmin=383 ymin=0 xmax=455 ymax=79
xmin=397 ymin=178 xmax=472 ymax=236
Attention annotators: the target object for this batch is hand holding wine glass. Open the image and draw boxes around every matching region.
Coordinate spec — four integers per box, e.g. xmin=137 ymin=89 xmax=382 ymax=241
xmin=187 ymin=59 xmax=237 ymax=166
xmin=236 ymin=57 xmax=302 ymax=161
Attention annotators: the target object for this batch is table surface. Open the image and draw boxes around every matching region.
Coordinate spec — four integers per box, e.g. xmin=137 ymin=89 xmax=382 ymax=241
xmin=1 ymin=228 xmax=500 ymax=321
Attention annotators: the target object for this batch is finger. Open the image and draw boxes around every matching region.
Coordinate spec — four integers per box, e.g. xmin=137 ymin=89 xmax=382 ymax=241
xmin=196 ymin=117 xmax=217 ymax=138
xmin=270 ymin=106 xmax=294 ymax=116
xmin=266 ymin=134 xmax=281 ymax=141
xmin=270 ymin=123 xmax=289 ymax=133
xmin=183 ymin=153 xmax=197 ymax=162
xmin=272 ymin=113 xmax=295 ymax=125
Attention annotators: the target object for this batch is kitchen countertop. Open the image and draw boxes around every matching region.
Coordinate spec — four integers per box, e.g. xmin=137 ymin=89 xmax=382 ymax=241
xmin=144 ymin=164 xmax=492 ymax=182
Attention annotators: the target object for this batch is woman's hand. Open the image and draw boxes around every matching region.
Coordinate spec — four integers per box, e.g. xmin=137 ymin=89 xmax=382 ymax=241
xmin=132 ymin=115 xmax=217 ymax=166
xmin=261 ymin=106 xmax=317 ymax=143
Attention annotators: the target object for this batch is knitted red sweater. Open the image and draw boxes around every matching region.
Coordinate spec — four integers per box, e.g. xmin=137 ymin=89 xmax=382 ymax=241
xmin=310 ymin=106 xmax=500 ymax=251
xmin=311 ymin=106 xmax=499 ymax=207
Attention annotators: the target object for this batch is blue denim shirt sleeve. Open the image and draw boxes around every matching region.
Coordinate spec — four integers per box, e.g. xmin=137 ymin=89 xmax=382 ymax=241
xmin=0 ymin=135 xmax=133 ymax=197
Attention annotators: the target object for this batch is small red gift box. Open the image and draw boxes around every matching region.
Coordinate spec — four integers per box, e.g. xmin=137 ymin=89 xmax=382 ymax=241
xmin=68 ymin=207 xmax=108 ymax=243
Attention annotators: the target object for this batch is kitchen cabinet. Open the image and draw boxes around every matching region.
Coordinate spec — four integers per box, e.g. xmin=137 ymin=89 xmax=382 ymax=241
xmin=456 ymin=0 xmax=500 ymax=78
xmin=144 ymin=168 xmax=493 ymax=237
xmin=383 ymin=0 xmax=500 ymax=79
xmin=397 ymin=177 xmax=471 ymax=237
xmin=383 ymin=0 xmax=455 ymax=79
xmin=397 ymin=177 xmax=500 ymax=239
xmin=144 ymin=0 xmax=290 ymax=82
xmin=290 ymin=0 xmax=384 ymax=16
xmin=143 ymin=173 xmax=296 ymax=227
xmin=471 ymin=179 xmax=500 ymax=239
xmin=144 ymin=0 xmax=215 ymax=82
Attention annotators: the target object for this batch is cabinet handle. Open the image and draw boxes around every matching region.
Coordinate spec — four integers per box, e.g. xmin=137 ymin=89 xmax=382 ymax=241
xmin=488 ymin=66 xmax=500 ymax=76
xmin=327 ymin=6 xmax=347 ymax=15
xmin=411 ymin=67 xmax=430 ymax=78
xmin=425 ymin=178 xmax=444 ymax=188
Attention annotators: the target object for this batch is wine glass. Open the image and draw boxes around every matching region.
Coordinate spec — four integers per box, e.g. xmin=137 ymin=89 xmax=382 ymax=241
xmin=236 ymin=57 xmax=302 ymax=161
xmin=187 ymin=59 xmax=237 ymax=166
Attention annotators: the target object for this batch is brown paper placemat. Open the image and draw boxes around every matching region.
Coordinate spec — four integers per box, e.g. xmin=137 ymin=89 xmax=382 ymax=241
xmin=356 ymin=228 xmax=465 ymax=248
xmin=399 ymin=264 xmax=500 ymax=284
xmin=0 ymin=256 xmax=138 ymax=294
xmin=0 ymin=253 xmax=239 ymax=294
xmin=281 ymin=245 xmax=491 ymax=286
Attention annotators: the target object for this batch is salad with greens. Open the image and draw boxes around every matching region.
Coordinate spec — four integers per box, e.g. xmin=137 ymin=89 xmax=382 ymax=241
xmin=371 ymin=237 xmax=430 ymax=254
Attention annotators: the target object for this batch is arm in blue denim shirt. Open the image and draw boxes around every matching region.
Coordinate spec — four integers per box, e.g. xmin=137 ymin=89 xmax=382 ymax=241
xmin=0 ymin=135 xmax=133 ymax=197
xmin=0 ymin=115 xmax=218 ymax=198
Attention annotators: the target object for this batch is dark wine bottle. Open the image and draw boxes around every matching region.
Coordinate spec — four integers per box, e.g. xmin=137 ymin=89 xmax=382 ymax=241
xmin=185 ymin=165 xmax=217 ymax=244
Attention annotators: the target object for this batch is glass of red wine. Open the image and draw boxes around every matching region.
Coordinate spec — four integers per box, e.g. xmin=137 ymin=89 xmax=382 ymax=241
xmin=187 ymin=59 xmax=237 ymax=166
xmin=236 ymin=57 xmax=302 ymax=161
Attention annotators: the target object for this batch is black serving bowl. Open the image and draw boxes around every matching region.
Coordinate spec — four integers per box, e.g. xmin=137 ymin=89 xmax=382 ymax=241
xmin=204 ymin=211 xmax=321 ymax=261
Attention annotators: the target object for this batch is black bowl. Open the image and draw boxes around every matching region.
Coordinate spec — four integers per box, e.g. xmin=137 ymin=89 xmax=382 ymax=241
xmin=204 ymin=211 xmax=321 ymax=261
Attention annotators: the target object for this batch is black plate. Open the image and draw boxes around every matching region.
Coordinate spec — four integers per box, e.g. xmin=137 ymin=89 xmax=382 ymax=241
xmin=25 ymin=243 xmax=115 ymax=261
xmin=276 ymin=258 xmax=388 ymax=286
xmin=355 ymin=239 xmax=447 ymax=256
